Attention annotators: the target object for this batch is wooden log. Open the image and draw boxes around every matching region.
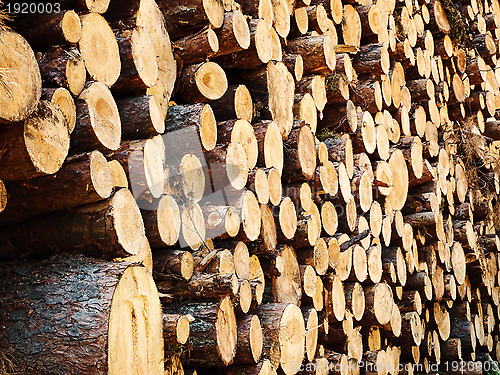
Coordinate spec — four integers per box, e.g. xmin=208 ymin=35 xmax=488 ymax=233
xmin=285 ymin=34 xmax=336 ymax=75
xmin=37 ymin=45 xmax=87 ymax=96
xmin=163 ymin=314 xmax=191 ymax=349
xmin=0 ymin=100 xmax=69 ymax=181
xmin=15 ymin=10 xmax=82 ymax=48
xmin=282 ymin=122 xmax=317 ymax=182
xmin=154 ymin=249 xmax=194 ymax=280
xmin=176 ymin=61 xmax=228 ymax=103
xmin=223 ymin=359 xmax=276 ymax=375
xmin=0 ymin=30 xmax=41 ymax=124
xmin=0 ymin=188 xmax=147 ymax=260
xmin=157 ymin=0 xmax=224 ymax=39
xmin=203 ymin=142 xmax=249 ymax=192
xmin=257 ymin=303 xmax=305 ymax=374
xmin=164 ymin=103 xmax=217 ymax=155
xmin=324 ymin=274 xmax=346 ymax=322
xmin=0 ymin=255 xmax=163 ymax=375
xmin=163 ymin=296 xmax=237 ymax=367
xmin=0 ymin=150 xmax=113 ymax=225
xmin=360 ymin=283 xmax=394 ymax=326
xmin=113 ymin=27 xmax=158 ymax=92
xmin=157 ymin=271 xmax=238 ymax=299
xmin=116 ymin=95 xmax=164 ymax=140
xmin=111 ymin=135 xmax=166 ymax=203
xmin=352 ymin=43 xmax=390 ymax=76
xmin=172 ymin=26 xmax=219 ymax=65
xmin=72 ymin=81 xmax=121 ymax=153
xmin=210 ymin=84 xmax=253 ymax=122
xmin=214 ymin=19 xmax=279 ymax=69
xmin=133 ymin=0 xmax=177 ymax=120
xmin=41 ymin=87 xmax=76 ymax=134
xmin=268 ymin=244 xmax=302 ymax=305
xmin=234 ymin=315 xmax=263 ymax=365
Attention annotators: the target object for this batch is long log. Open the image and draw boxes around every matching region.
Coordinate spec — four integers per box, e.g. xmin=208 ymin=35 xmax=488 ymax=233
xmin=0 ymin=189 xmax=147 ymax=259
xmin=0 ymin=150 xmax=113 ymax=225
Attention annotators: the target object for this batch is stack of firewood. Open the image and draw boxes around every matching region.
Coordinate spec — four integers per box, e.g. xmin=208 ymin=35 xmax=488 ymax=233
xmin=1 ymin=0 xmax=500 ymax=374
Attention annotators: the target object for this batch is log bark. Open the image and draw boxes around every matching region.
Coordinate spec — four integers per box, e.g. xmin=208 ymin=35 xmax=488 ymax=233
xmin=113 ymin=27 xmax=158 ymax=92
xmin=0 ymin=255 xmax=163 ymax=375
xmin=14 ymin=10 xmax=81 ymax=48
xmin=175 ymin=62 xmax=228 ymax=103
xmin=117 ymin=95 xmax=165 ymax=139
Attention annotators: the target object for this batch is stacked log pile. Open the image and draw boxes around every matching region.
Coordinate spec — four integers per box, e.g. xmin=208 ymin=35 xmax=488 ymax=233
xmin=2 ymin=0 xmax=500 ymax=374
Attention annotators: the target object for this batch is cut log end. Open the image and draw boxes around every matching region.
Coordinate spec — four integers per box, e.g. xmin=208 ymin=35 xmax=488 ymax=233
xmin=24 ymin=100 xmax=70 ymax=178
xmin=62 ymin=10 xmax=82 ymax=43
xmin=79 ymin=13 xmax=121 ymax=86
xmin=108 ymin=266 xmax=164 ymax=375
xmin=196 ymin=61 xmax=229 ymax=100
xmin=112 ymin=189 xmax=147 ymax=256
xmin=216 ymin=296 xmax=238 ymax=366
xmin=76 ymin=81 xmax=121 ymax=151
xmin=0 ymin=30 xmax=41 ymax=123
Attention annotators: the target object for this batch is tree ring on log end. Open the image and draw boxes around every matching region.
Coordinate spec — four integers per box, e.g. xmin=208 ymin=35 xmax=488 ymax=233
xmin=0 ymin=30 xmax=41 ymax=123
xmin=112 ymin=189 xmax=147 ymax=255
xmin=195 ymin=62 xmax=228 ymax=100
xmin=108 ymin=266 xmax=164 ymax=375
xmin=24 ymin=100 xmax=70 ymax=176
xmin=216 ymin=296 xmax=238 ymax=365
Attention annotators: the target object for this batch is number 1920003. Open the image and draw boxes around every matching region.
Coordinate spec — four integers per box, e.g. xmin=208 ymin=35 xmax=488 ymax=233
xmin=6 ymin=2 xmax=61 ymax=14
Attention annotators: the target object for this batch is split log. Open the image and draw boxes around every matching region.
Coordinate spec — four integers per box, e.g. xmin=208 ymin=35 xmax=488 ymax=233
xmin=0 ymin=255 xmax=163 ymax=375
